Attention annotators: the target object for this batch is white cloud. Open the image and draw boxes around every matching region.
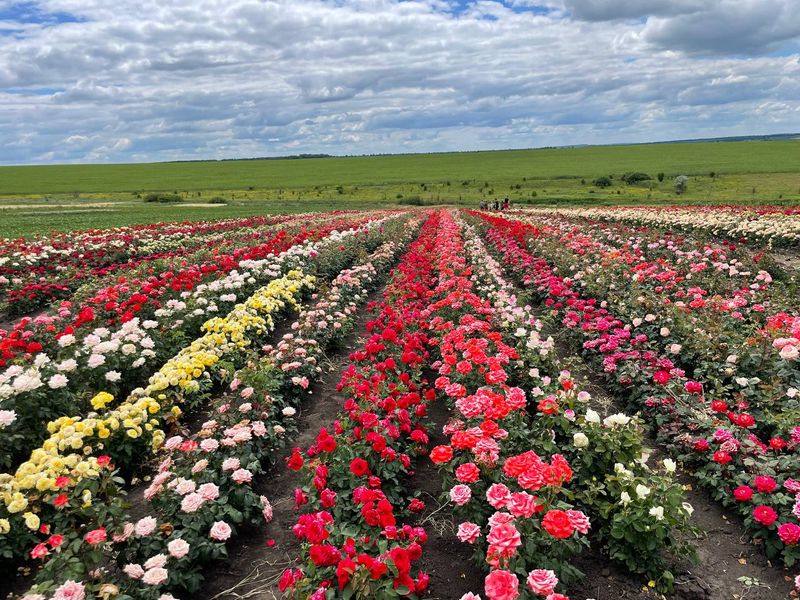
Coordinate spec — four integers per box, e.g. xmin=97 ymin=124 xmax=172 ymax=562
xmin=0 ymin=0 xmax=797 ymax=164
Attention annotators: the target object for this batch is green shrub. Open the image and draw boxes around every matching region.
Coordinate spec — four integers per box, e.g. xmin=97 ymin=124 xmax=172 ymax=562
xmin=144 ymin=193 xmax=182 ymax=203
xmin=593 ymin=176 xmax=612 ymax=188
xmin=621 ymin=172 xmax=652 ymax=185
xmin=208 ymin=196 xmax=227 ymax=204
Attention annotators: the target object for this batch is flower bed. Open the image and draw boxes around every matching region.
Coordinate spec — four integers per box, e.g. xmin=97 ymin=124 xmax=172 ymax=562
xmin=16 ymin=218 xmax=424 ymax=600
xmin=0 ymin=212 xmax=400 ymax=471
xmin=472 ymin=210 xmax=800 ymax=585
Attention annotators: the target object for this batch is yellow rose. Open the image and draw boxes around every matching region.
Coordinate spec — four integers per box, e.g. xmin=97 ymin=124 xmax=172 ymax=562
xmin=91 ymin=392 xmax=114 ymax=411
xmin=7 ymin=493 xmax=28 ymax=513
xmin=23 ymin=512 xmax=40 ymax=530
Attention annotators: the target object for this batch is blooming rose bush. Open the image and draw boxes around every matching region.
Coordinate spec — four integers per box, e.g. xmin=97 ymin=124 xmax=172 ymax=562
xmin=473 ymin=209 xmax=799 ymax=583
xmin=17 ymin=219 xmax=422 ymax=598
xmin=0 ymin=212 xmax=402 ymax=472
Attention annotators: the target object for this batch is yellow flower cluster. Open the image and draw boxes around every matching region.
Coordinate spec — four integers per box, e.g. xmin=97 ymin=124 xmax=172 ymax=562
xmin=0 ymin=270 xmax=314 ymax=523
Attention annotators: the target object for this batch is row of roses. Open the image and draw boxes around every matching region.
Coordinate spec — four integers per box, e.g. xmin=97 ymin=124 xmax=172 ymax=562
xmin=0 ymin=209 xmax=392 ymax=369
xmin=422 ymin=212 xmax=696 ymax=599
xmin=0 ymin=213 xmax=404 ymax=472
xmin=472 ymin=211 xmax=800 ymax=588
xmin=17 ymin=218 xmax=424 ymax=600
xmin=0 ymin=214 xmax=303 ymax=318
xmin=495 ymin=210 xmax=799 ymax=438
xmin=279 ymin=211 xmax=446 ymax=598
xmin=1 ymin=214 xmax=414 ymax=564
xmin=515 ymin=205 xmax=800 ymax=246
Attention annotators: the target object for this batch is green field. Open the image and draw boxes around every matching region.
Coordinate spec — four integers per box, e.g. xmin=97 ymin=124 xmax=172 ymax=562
xmin=2 ymin=139 xmax=799 ymax=237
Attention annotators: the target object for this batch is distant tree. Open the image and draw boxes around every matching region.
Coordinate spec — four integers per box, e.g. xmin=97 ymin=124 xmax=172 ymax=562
xmin=674 ymin=175 xmax=688 ymax=194
xmin=709 ymin=171 xmax=716 ymax=178
xmin=593 ymin=176 xmax=612 ymax=188
xmin=657 ymin=172 xmax=665 ymax=182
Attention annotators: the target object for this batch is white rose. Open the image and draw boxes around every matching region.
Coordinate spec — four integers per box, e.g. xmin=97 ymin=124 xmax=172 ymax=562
xmin=585 ymin=409 xmax=601 ymax=424
xmin=573 ymin=432 xmax=589 ymax=448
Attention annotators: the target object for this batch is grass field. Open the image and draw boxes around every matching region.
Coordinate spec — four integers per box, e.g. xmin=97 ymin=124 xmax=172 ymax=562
xmin=2 ymin=139 xmax=799 ymax=237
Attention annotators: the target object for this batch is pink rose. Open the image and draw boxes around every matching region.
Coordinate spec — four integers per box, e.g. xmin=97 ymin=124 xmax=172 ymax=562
xmin=566 ymin=510 xmax=591 ymax=535
xmin=210 ymin=521 xmax=232 ymax=541
xmin=484 ymin=569 xmax=519 ymax=600
xmin=487 ymin=511 xmax=514 ymax=528
xmin=486 ymin=483 xmax=512 ymax=509
xmin=180 ymin=492 xmax=205 ymax=513
xmin=198 ymin=482 xmax=220 ymax=501
xmin=175 ymin=479 xmax=196 ymax=495
xmin=123 ymin=563 xmax=145 ymax=579
xmin=200 ymin=438 xmax=219 ymax=453
xmin=261 ymin=496 xmax=274 ymax=523
xmin=508 ymin=492 xmax=538 ymax=518
xmin=52 ymin=581 xmax=86 ymax=600
xmin=449 ymin=484 xmax=472 ymax=506
xmin=144 ymin=554 xmax=168 ymax=569
xmin=487 ymin=522 xmax=521 ymax=558
xmin=167 ymin=538 xmax=190 ymax=559
xmin=232 ymin=468 xmax=253 ymax=484
xmin=527 ymin=569 xmax=558 ymax=595
xmin=164 ymin=436 xmax=183 ymax=450
xmin=457 ymin=522 xmax=482 ymax=544
xmin=221 ymin=457 xmax=240 ymax=471
xmin=142 ymin=567 xmax=169 ymax=586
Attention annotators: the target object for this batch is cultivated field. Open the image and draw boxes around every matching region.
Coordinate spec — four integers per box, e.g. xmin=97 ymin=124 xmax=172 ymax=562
xmin=2 ymin=139 xmax=800 ymax=237
xmin=1 ymin=206 xmax=799 ymax=600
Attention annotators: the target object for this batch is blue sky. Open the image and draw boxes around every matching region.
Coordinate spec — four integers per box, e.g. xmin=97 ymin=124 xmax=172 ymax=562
xmin=0 ymin=0 xmax=799 ymax=164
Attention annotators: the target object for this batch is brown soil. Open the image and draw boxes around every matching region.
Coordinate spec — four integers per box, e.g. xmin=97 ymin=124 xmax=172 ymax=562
xmin=407 ymin=389 xmax=486 ymax=599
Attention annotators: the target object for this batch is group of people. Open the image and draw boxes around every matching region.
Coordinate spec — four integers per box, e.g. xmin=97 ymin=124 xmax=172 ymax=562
xmin=480 ymin=197 xmax=511 ymax=211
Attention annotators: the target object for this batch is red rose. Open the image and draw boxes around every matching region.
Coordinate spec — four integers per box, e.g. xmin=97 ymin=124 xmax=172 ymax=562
xmin=84 ymin=527 xmax=107 ymax=545
xmin=712 ymin=451 xmax=732 ymax=465
xmin=430 ymin=445 xmax=454 ymax=464
xmin=733 ymin=486 xmax=753 ymax=501
xmin=456 ymin=462 xmax=481 ymax=483
xmin=711 ymin=400 xmax=728 ymax=412
xmin=350 ymin=458 xmax=369 ymax=477
xmin=753 ymin=475 xmax=777 ymax=494
xmin=769 ymin=437 xmax=787 ymax=450
xmin=537 ymin=397 xmax=559 ymax=415
xmin=653 ymin=370 xmax=670 ymax=385
xmin=753 ymin=505 xmax=778 ymax=526
xmin=287 ymin=450 xmax=304 ymax=471
xmin=684 ymin=381 xmax=702 ymax=394
xmin=47 ymin=534 xmax=65 ymax=548
xmin=778 ymin=523 xmax=800 ymax=545
xmin=694 ymin=439 xmax=710 ymax=452
xmin=96 ymin=455 xmax=111 ymax=467
xmin=541 ymin=510 xmax=574 ymax=539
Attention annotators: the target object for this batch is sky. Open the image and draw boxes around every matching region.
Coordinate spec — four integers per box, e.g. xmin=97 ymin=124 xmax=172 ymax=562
xmin=0 ymin=0 xmax=799 ymax=165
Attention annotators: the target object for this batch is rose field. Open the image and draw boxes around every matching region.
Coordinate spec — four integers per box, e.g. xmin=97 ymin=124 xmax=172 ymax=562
xmin=2 ymin=205 xmax=800 ymax=600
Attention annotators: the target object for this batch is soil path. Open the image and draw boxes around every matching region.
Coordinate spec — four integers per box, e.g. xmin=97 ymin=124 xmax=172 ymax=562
xmin=407 ymin=387 xmax=486 ymax=600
